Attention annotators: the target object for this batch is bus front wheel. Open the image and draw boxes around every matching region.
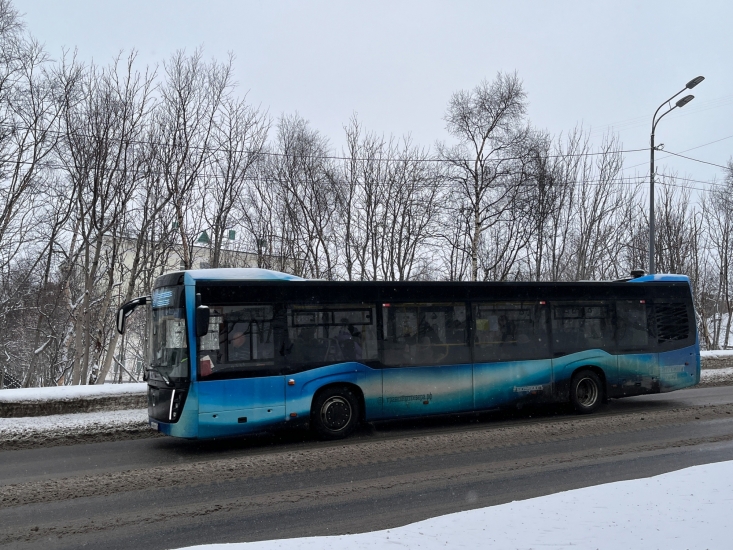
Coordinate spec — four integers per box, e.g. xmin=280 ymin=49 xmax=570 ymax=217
xmin=311 ymin=386 xmax=360 ymax=440
xmin=570 ymin=370 xmax=603 ymax=414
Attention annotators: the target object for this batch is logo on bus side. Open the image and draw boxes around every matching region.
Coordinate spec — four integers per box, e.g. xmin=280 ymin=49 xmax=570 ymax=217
xmin=386 ymin=393 xmax=433 ymax=404
xmin=661 ymin=365 xmax=686 ymax=373
xmin=513 ymin=385 xmax=544 ymax=393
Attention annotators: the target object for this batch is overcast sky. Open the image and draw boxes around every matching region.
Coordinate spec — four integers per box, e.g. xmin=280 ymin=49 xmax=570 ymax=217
xmin=13 ymin=0 xmax=733 ymax=187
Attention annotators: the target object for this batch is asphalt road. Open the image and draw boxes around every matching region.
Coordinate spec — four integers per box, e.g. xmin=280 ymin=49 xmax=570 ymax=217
xmin=2 ymin=385 xmax=733 ymax=550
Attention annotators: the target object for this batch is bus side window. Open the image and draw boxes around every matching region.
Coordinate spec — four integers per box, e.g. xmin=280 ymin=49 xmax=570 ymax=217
xmin=551 ymin=302 xmax=613 ymax=356
xmin=473 ymin=303 xmax=548 ymax=362
xmin=285 ymin=304 xmax=377 ymax=367
xmin=382 ymin=303 xmax=469 ymax=367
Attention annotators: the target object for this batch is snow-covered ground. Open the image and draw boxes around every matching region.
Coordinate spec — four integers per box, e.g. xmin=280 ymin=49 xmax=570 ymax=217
xmin=0 ymin=408 xmax=148 ymax=439
xmin=178 ymin=460 xmax=733 ymax=550
xmin=701 ymin=367 xmax=733 ymax=384
xmin=0 ymin=382 xmax=145 ymax=403
xmin=701 ymin=349 xmax=733 ymax=359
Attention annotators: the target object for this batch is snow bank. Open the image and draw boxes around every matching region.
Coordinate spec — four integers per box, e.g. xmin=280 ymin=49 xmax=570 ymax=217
xmin=178 ymin=460 xmax=733 ymax=550
xmin=0 ymin=382 xmax=146 ymax=403
xmin=701 ymin=349 xmax=733 ymax=359
xmin=700 ymin=350 xmax=733 ymax=374
xmin=700 ymin=367 xmax=733 ymax=384
xmin=0 ymin=408 xmax=148 ymax=439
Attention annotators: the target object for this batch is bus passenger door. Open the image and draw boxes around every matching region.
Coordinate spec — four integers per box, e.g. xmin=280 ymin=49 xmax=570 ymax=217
xmin=381 ymin=304 xmax=473 ymax=417
xmin=197 ymin=304 xmax=286 ymax=437
xmin=550 ymin=301 xmax=618 ymax=398
xmin=615 ymin=300 xmax=658 ymax=396
xmin=472 ymin=302 xmax=552 ymax=409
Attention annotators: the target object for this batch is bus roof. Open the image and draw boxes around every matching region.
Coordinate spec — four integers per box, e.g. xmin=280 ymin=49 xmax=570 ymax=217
xmin=160 ymin=268 xmax=691 ymax=286
xmin=628 ymin=274 xmax=690 ymax=283
xmin=183 ymin=268 xmax=305 ymax=282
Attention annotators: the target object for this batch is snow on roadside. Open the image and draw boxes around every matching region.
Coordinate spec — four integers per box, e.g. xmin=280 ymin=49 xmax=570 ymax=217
xmin=0 ymin=382 xmax=146 ymax=403
xmin=178 ymin=460 xmax=733 ymax=550
xmin=0 ymin=409 xmax=148 ymax=439
xmin=700 ymin=367 xmax=733 ymax=384
xmin=701 ymin=349 xmax=733 ymax=358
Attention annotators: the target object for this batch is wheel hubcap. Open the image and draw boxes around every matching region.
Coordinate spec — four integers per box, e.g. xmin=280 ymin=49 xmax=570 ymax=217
xmin=576 ymin=377 xmax=598 ymax=407
xmin=320 ymin=396 xmax=352 ymax=432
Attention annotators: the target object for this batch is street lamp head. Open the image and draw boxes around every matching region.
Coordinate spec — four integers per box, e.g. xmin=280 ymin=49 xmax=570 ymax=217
xmin=686 ymin=76 xmax=705 ymax=89
xmin=676 ymin=95 xmax=694 ymax=108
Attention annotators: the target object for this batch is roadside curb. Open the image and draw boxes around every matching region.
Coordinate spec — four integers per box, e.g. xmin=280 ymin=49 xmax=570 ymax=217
xmin=0 ymin=409 xmax=156 ymax=451
xmin=0 ymin=394 xmax=147 ymax=418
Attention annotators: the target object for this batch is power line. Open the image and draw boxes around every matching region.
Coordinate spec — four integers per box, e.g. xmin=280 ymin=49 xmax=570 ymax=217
xmin=3 ymin=152 xmax=725 ymax=195
xmin=622 ymin=134 xmax=733 ymax=171
xmin=1 ymin=124 xmax=728 ymax=193
xmin=678 ymin=134 xmax=733 ymax=154
xmin=0 ymin=120 xmax=652 ymax=164
xmin=663 ymin=150 xmax=730 ymax=170
xmin=2 ymin=119 xmax=730 ymax=172
xmin=589 ymin=95 xmax=733 ymax=137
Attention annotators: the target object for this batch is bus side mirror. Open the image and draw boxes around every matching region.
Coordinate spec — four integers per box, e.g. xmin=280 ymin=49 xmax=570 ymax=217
xmin=196 ymin=305 xmax=210 ymax=337
xmin=116 ymin=296 xmax=150 ymax=334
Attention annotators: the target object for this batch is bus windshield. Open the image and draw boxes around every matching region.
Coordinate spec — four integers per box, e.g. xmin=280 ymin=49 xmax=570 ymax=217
xmin=149 ymin=286 xmax=189 ymax=384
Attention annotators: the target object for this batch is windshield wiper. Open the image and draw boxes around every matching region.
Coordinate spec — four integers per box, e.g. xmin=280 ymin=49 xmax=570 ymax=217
xmin=146 ymin=366 xmax=172 ymax=385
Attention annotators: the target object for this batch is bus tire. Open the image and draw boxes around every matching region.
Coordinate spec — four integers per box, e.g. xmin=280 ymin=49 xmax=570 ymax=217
xmin=311 ymin=386 xmax=360 ymax=440
xmin=570 ymin=370 xmax=603 ymax=414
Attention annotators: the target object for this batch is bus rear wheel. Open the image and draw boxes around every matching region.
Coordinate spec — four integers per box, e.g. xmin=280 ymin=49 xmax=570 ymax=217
xmin=312 ymin=386 xmax=360 ymax=440
xmin=570 ymin=370 xmax=603 ymax=414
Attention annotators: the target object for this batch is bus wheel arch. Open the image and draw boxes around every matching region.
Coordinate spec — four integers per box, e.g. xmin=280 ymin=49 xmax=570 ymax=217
xmin=569 ymin=366 xmax=605 ymax=414
xmin=310 ymin=383 xmax=363 ymax=440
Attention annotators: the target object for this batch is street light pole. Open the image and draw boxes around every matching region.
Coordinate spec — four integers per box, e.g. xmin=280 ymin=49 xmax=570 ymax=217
xmin=648 ymin=76 xmax=704 ymax=274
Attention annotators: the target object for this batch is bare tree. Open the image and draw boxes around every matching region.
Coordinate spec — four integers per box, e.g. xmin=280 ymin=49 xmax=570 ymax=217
xmin=338 ymin=117 xmax=443 ymax=281
xmin=338 ymin=116 xmax=392 ymax=280
xmin=378 ymin=138 xmax=442 ymax=281
xmin=157 ymin=49 xmax=233 ymax=270
xmin=269 ymin=114 xmax=338 ymax=279
xmin=0 ymin=1 xmax=69 ymax=387
xmin=438 ymin=72 xmax=530 ymax=281
xmin=566 ymin=134 xmax=627 ymax=280
xmin=205 ymin=94 xmax=268 ymax=268
xmin=705 ymin=162 xmax=733 ymax=348
xmin=56 ymin=52 xmax=156 ymax=384
xmin=520 ymin=130 xmax=578 ymax=281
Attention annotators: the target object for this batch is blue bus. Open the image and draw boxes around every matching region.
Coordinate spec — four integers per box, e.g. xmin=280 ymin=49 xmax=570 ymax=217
xmin=116 ymin=268 xmax=700 ymax=440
